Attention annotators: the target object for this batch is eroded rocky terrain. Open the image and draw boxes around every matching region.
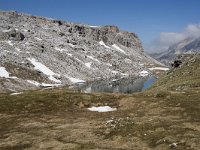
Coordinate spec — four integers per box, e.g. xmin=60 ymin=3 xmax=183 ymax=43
xmin=0 ymin=10 xmax=162 ymax=92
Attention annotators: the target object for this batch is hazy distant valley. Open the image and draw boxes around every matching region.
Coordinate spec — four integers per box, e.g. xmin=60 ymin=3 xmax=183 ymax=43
xmin=150 ymin=37 xmax=200 ymax=65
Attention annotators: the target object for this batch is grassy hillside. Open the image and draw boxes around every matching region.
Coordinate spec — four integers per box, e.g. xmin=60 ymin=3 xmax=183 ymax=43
xmin=149 ymin=54 xmax=200 ymax=91
xmin=0 ymin=54 xmax=199 ymax=150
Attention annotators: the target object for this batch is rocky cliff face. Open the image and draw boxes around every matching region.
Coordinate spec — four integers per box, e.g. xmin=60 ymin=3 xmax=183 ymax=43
xmin=0 ymin=10 xmax=161 ymax=92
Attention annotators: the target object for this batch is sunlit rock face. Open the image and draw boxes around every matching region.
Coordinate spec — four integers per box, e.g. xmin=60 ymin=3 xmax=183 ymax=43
xmin=0 ymin=10 xmax=161 ymax=92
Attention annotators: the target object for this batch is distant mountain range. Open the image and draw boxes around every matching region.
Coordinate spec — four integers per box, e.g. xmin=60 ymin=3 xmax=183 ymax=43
xmin=150 ymin=37 xmax=200 ymax=65
xmin=0 ymin=10 xmax=162 ymax=92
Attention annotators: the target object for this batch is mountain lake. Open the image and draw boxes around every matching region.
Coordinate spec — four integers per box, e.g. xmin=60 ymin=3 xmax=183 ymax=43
xmin=74 ymin=76 xmax=157 ymax=94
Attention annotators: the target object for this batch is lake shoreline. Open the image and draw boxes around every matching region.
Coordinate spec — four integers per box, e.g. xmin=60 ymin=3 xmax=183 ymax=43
xmin=72 ymin=75 xmax=157 ymax=94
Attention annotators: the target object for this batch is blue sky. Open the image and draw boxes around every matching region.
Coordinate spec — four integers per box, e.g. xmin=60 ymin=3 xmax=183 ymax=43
xmin=1 ymin=0 xmax=200 ymax=52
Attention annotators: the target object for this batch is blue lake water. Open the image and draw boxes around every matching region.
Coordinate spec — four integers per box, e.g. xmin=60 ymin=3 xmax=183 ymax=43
xmin=142 ymin=76 xmax=157 ymax=91
xmin=76 ymin=76 xmax=157 ymax=94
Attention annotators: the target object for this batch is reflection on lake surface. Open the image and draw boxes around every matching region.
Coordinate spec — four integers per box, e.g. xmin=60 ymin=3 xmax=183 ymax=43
xmin=76 ymin=76 xmax=157 ymax=94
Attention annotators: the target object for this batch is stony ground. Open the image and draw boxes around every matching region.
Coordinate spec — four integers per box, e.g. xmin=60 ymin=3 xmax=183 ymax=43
xmin=0 ymin=85 xmax=199 ymax=150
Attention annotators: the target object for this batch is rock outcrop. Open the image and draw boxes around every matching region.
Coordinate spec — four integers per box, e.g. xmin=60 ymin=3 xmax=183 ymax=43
xmin=0 ymin=29 xmax=25 ymax=41
xmin=0 ymin=10 xmax=161 ymax=92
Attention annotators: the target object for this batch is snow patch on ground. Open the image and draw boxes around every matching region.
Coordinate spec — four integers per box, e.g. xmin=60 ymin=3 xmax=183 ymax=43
xmin=0 ymin=67 xmax=17 ymax=79
xmin=7 ymin=88 xmax=17 ymax=92
xmin=88 ymin=106 xmax=117 ymax=112
xmin=68 ymin=43 xmax=75 ymax=48
xmin=8 ymin=76 xmax=18 ymax=79
xmin=139 ymin=63 xmax=144 ymax=66
xmin=67 ymin=53 xmax=72 ymax=57
xmin=111 ymin=70 xmax=119 ymax=74
xmin=48 ymin=76 xmax=61 ymax=83
xmin=3 ymin=50 xmax=9 ymax=53
xmin=66 ymin=76 xmax=85 ymax=83
xmin=106 ymin=63 xmax=112 ymax=67
xmin=0 ymin=67 xmax=10 ymax=78
xmin=87 ymin=56 xmax=100 ymax=63
xmin=22 ymin=29 xmax=28 ymax=32
xmin=85 ymin=62 xmax=92 ymax=69
xmin=7 ymin=40 xmax=13 ymax=46
xmin=27 ymin=80 xmax=41 ymax=86
xmin=140 ymin=70 xmax=149 ymax=77
xmin=27 ymin=58 xmax=61 ymax=83
xmin=148 ymin=67 xmax=169 ymax=71
xmin=41 ymin=83 xmax=61 ymax=87
xmin=99 ymin=41 xmax=110 ymax=49
xmin=112 ymin=44 xmax=126 ymax=54
xmin=27 ymin=80 xmax=62 ymax=87
xmin=10 ymin=92 xmax=23 ymax=96
xmin=34 ymin=37 xmax=42 ymax=41
xmin=55 ymin=47 xmax=67 ymax=52
xmin=112 ymin=79 xmax=119 ymax=82
xmin=3 ymin=29 xmax=12 ymax=32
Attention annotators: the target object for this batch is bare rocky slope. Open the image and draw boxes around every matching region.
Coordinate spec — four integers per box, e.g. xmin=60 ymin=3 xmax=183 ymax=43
xmin=0 ymin=10 xmax=162 ymax=92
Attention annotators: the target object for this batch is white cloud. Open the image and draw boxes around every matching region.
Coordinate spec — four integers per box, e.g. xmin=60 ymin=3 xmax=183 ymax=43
xmin=156 ymin=32 xmax=186 ymax=46
xmin=148 ymin=24 xmax=200 ymax=53
xmin=185 ymin=24 xmax=200 ymax=38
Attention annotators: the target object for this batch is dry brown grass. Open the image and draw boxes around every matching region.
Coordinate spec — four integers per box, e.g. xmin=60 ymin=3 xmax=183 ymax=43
xmin=0 ymin=55 xmax=199 ymax=150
